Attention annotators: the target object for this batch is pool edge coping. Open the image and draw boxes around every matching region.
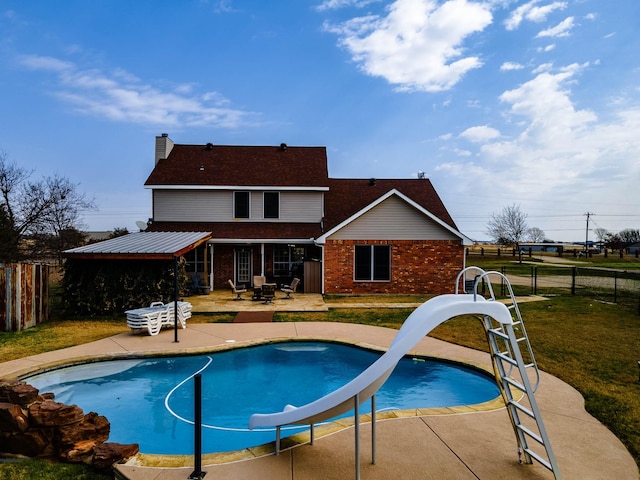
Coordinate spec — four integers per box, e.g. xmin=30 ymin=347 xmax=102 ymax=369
xmin=13 ymin=335 xmax=507 ymax=468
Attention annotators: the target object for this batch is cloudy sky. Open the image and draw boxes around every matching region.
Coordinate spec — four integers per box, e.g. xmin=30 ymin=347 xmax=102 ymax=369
xmin=1 ymin=0 xmax=639 ymax=242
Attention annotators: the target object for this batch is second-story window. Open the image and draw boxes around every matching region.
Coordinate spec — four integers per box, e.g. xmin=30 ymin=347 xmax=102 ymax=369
xmin=264 ymin=191 xmax=279 ymax=219
xmin=234 ymin=191 xmax=250 ymax=218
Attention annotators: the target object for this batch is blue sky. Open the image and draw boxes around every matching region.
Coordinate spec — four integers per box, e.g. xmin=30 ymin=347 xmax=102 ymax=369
xmin=1 ymin=0 xmax=639 ymax=242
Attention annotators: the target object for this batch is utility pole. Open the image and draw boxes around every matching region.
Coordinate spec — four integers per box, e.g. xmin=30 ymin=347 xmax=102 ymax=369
xmin=584 ymin=212 xmax=594 ymax=254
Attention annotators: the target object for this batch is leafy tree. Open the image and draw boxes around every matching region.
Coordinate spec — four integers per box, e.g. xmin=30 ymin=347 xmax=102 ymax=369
xmin=526 ymin=227 xmax=546 ymax=242
xmin=0 ymin=151 xmax=95 ymax=263
xmin=486 ymin=204 xmax=528 ymax=246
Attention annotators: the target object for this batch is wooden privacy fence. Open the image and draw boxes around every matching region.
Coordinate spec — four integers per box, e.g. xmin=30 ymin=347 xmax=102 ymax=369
xmin=0 ymin=263 xmax=49 ymax=332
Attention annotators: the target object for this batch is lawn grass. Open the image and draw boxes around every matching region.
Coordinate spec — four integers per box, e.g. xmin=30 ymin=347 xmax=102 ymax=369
xmin=1 ymin=288 xmax=639 ymax=477
xmin=0 ymin=459 xmax=111 ymax=480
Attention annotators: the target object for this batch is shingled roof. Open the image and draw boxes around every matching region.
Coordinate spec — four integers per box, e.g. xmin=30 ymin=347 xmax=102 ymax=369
xmin=322 ymin=178 xmax=458 ymax=231
xmin=145 ymin=144 xmax=330 ymax=188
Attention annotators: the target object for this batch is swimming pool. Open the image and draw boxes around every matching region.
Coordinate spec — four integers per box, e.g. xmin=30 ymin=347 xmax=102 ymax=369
xmin=26 ymin=341 xmax=499 ymax=455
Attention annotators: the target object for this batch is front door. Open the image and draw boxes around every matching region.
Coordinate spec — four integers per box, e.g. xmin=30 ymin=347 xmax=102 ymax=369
xmin=235 ymin=249 xmax=252 ymax=287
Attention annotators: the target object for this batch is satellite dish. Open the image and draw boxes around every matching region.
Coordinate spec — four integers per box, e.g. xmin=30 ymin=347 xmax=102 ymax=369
xmin=136 ymin=221 xmax=148 ymax=231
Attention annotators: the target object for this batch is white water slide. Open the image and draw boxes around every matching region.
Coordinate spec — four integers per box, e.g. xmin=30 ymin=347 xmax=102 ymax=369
xmin=249 ymin=269 xmax=562 ymax=480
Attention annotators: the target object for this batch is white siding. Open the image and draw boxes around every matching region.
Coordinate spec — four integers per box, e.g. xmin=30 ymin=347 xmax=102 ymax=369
xmin=153 ymin=190 xmax=323 ymax=222
xmin=280 ymin=191 xmax=323 ymax=221
xmin=329 ymin=195 xmax=459 ymax=240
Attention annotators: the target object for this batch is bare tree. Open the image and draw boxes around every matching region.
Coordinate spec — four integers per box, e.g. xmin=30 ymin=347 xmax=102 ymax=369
xmin=486 ymin=204 xmax=528 ymax=246
xmin=618 ymin=228 xmax=640 ymax=246
xmin=593 ymin=227 xmax=609 ymax=243
xmin=0 ymin=151 xmax=95 ymax=263
xmin=526 ymin=227 xmax=546 ymax=242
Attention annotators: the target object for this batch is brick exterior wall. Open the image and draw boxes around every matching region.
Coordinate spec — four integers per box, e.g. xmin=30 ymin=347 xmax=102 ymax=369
xmin=323 ymin=239 xmax=464 ymax=295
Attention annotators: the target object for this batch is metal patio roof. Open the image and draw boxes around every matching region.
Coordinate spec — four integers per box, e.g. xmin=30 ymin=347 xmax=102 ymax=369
xmin=64 ymin=231 xmax=213 ymax=260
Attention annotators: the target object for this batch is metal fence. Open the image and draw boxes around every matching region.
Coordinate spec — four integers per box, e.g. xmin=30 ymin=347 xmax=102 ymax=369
xmin=487 ymin=264 xmax=640 ymax=313
xmin=0 ymin=263 xmax=50 ymax=331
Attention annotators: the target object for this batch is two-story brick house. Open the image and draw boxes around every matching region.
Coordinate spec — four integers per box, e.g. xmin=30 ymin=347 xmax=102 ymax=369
xmin=144 ymin=134 xmax=471 ymax=294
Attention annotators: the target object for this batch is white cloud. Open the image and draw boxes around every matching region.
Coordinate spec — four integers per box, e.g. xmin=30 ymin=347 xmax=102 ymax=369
xmin=325 ymin=0 xmax=493 ymax=92
xmin=316 ymin=0 xmax=380 ymax=11
xmin=17 ymin=54 xmax=254 ymax=128
xmin=532 ymin=62 xmax=553 ymax=74
xmin=19 ymin=54 xmax=74 ymax=72
xmin=505 ymin=0 xmax=567 ymax=30
xmin=500 ymin=61 xmax=524 ymax=71
xmin=437 ymin=63 xmax=640 ymax=229
xmin=536 ymin=16 xmax=574 ymax=38
xmin=537 ymin=43 xmax=556 ymax=52
xmin=460 ymin=125 xmax=501 ymax=142
xmin=453 ymin=148 xmax=472 ymax=156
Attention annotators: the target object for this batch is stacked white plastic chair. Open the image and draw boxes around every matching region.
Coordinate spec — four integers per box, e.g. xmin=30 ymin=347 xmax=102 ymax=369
xmin=125 ymin=301 xmax=192 ymax=335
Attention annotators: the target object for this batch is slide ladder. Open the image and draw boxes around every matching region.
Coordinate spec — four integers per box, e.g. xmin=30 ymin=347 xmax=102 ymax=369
xmin=460 ymin=268 xmax=561 ymax=479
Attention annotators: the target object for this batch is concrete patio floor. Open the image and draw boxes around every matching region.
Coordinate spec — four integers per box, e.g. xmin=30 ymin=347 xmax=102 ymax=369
xmin=2 ymin=296 xmax=638 ymax=480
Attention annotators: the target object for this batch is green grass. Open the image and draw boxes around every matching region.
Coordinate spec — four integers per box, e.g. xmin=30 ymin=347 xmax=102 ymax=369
xmin=0 ymin=459 xmax=111 ymax=480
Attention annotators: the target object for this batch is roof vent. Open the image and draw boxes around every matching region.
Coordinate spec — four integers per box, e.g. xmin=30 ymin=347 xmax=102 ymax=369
xmin=205 ymin=142 xmax=214 ymax=150
xmin=369 ymin=178 xmax=376 ymax=186
xmin=279 ymin=143 xmax=287 ymax=151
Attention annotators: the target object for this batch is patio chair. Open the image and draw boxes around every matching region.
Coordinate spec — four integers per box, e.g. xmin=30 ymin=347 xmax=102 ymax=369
xmin=228 ymin=279 xmax=247 ymax=300
xmin=261 ymin=283 xmax=276 ymax=304
xmin=252 ymin=275 xmax=267 ymax=300
xmin=281 ymin=277 xmax=300 ymax=299
xmin=189 ymin=273 xmax=209 ymax=295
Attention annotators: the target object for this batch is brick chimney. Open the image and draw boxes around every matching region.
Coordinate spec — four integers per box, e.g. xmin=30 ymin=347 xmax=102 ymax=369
xmin=155 ymin=133 xmax=174 ymax=165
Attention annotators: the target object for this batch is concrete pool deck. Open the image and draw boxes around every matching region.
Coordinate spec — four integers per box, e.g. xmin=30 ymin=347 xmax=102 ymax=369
xmin=3 ymin=321 xmax=638 ymax=480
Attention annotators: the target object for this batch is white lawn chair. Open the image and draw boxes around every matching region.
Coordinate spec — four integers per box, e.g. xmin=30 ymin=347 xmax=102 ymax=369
xmin=125 ymin=301 xmax=192 ymax=335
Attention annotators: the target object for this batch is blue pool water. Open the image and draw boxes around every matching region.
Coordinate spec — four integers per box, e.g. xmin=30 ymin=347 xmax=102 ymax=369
xmin=26 ymin=341 xmax=499 ymax=455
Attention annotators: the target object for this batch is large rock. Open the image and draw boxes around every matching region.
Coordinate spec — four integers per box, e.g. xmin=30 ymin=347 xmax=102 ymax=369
xmin=91 ymin=442 xmax=139 ymax=470
xmin=5 ymin=383 xmax=40 ymax=406
xmin=55 ymin=411 xmax=110 ymax=460
xmin=0 ymin=428 xmax=53 ymax=457
xmin=0 ymin=380 xmax=40 ymax=406
xmin=0 ymin=402 xmax=29 ymax=432
xmin=28 ymin=400 xmax=84 ymax=427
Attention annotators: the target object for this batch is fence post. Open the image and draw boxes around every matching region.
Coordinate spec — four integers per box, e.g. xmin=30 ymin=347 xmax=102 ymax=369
xmin=571 ymin=267 xmax=576 ymax=295
xmin=3 ymin=267 xmax=10 ymax=332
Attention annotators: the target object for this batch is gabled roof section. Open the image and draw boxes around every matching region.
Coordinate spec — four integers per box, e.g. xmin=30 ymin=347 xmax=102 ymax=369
xmin=323 ymin=178 xmax=457 ymax=231
xmin=145 ymin=144 xmax=330 ymax=189
xmin=64 ymin=231 xmax=213 ymax=260
xmin=319 ymin=180 xmax=471 ymax=245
